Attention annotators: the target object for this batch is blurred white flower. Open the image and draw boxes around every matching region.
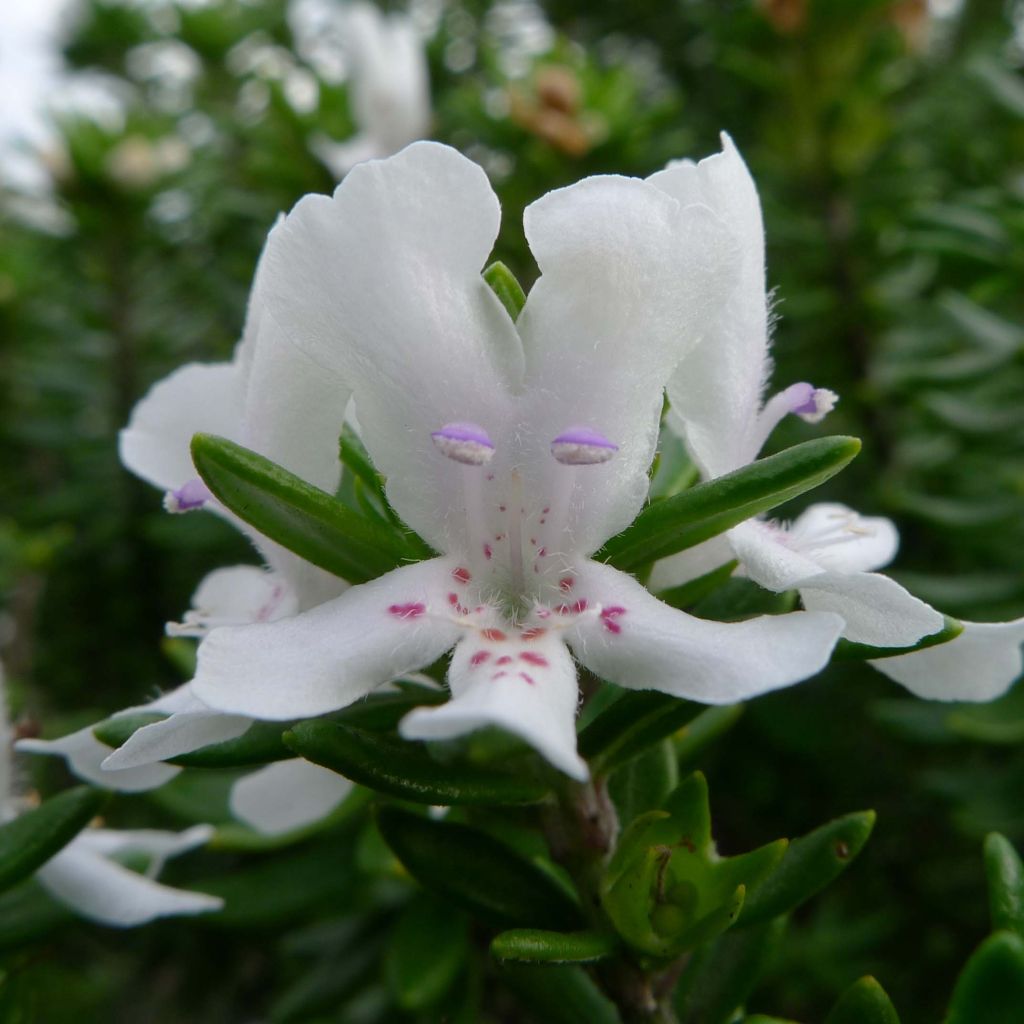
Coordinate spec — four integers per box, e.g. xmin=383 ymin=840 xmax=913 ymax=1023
xmin=309 ymin=2 xmax=431 ymax=177
xmin=1 ymin=665 xmax=221 ymax=927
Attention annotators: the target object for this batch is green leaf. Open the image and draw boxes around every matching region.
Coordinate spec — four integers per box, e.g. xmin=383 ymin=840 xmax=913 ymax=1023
xmin=376 ymin=806 xmax=582 ymax=930
xmin=0 ymin=787 xmax=109 ymax=893
xmin=656 ymin=560 xmax=739 ymax=610
xmin=491 ymin=928 xmax=619 ymax=963
xmin=191 ymin=433 xmax=429 ymax=584
xmin=93 ymin=711 xmax=167 ymax=749
xmin=192 ymin=837 xmax=355 ymax=928
xmin=609 ymin=738 xmax=679 ymax=825
xmin=284 ymin=720 xmax=550 ymax=805
xmin=737 ymin=810 xmax=875 ymax=926
xmin=832 ymin=617 xmax=963 ymax=661
xmin=598 ymin=437 xmax=861 ymax=571
xmin=500 ymin=965 xmax=619 ymax=1024
xmin=676 ymin=705 xmax=745 ymax=765
xmin=946 ymin=931 xmax=1024 ymax=1024
xmin=603 ymin=773 xmax=786 ymax=957
xmin=578 ymin=690 xmax=702 ymax=775
xmin=825 ymin=976 xmax=900 ymax=1024
xmin=985 ymin=833 xmax=1024 ymax=937
xmin=484 ymin=261 xmax=526 ymax=320
xmin=385 ymin=894 xmax=468 ymax=1010
xmin=677 ymin=917 xmax=787 ymax=1024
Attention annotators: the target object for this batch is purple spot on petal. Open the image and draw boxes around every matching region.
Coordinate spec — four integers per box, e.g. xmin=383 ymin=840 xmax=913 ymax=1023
xmin=786 ymin=382 xmax=818 ymax=415
xmin=165 ymin=478 xmax=212 ymax=513
xmin=551 ymin=426 xmax=618 ymax=466
xmin=431 ymin=421 xmax=494 ymax=465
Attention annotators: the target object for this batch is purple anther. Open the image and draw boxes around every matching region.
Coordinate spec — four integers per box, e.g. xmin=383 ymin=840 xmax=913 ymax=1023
xmin=550 ymin=426 xmax=618 ymax=466
xmin=431 ymin=421 xmax=495 ymax=466
xmin=164 ymin=478 xmax=213 ymax=514
xmin=786 ymin=383 xmax=838 ymax=425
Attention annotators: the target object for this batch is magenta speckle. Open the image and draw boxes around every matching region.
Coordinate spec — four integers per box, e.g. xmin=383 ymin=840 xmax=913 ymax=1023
xmin=481 ymin=628 xmax=507 ymax=642
xmin=559 ymin=577 xmax=574 ymax=592
xmin=452 ymin=567 xmax=471 ymax=584
xmin=519 ymin=672 xmax=536 ymax=686
xmin=601 ymin=606 xmax=626 ymax=634
xmin=470 ymin=651 xmax=490 ymax=667
xmin=520 ymin=652 xmax=548 ymax=667
xmin=496 ymin=655 xmax=513 ymax=666
xmin=389 ymin=602 xmax=426 ymax=620
xmin=521 ymin=627 xmax=546 ymax=640
xmin=483 ymin=543 xmax=493 ymax=560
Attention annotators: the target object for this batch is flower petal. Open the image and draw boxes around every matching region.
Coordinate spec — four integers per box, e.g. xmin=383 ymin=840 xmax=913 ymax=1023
xmin=73 ymin=823 xmax=214 ymax=872
xmin=230 ymin=759 xmax=354 ymax=836
xmin=787 ymin=503 xmax=899 ymax=574
xmin=101 ymin=702 xmax=252 ymax=771
xmin=870 ymin=618 xmax=1024 ymax=701
xmin=119 ymin=361 xmax=244 ymax=491
xmin=651 ymin=135 xmax=771 ymax=476
xmin=260 ymin=142 xmax=521 ymax=554
xmin=799 ymin=572 xmax=944 ymax=647
xmin=518 ymin=173 xmax=736 ymax=553
xmin=400 ymin=630 xmax=586 ymax=780
xmin=728 ymin=519 xmax=825 ymax=591
xmin=191 ymin=557 xmax=463 ymax=719
xmin=564 ymin=560 xmax=843 ymax=704
xmin=167 ymin=565 xmax=299 ymax=638
xmin=17 ymin=726 xmax=180 ymax=793
xmin=648 ymin=534 xmax=736 ymax=592
xmin=36 ymin=827 xmax=221 ymax=927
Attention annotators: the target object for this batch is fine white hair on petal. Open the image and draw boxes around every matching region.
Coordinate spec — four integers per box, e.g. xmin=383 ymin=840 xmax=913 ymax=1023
xmin=871 ymin=619 xmax=1024 ymax=702
xmin=230 ymin=760 xmax=354 ymax=836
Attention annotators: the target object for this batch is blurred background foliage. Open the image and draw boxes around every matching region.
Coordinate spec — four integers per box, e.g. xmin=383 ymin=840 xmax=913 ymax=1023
xmin=1 ymin=0 xmax=1023 ymax=1020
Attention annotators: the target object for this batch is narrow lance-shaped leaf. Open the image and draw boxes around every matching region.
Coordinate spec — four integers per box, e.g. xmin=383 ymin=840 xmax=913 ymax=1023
xmin=985 ymin=833 xmax=1024 ymax=937
xmin=578 ymin=690 xmax=702 ymax=775
xmin=491 ymin=928 xmax=619 ymax=964
xmin=284 ymin=720 xmax=549 ymax=806
xmin=483 ymin=261 xmax=526 ymax=321
xmin=386 ymin=894 xmax=469 ymax=1011
xmin=191 ymin=433 xmax=431 ymax=584
xmin=598 ymin=436 xmax=861 ymax=571
xmin=500 ymin=966 xmax=619 ymax=1024
xmin=737 ymin=810 xmax=875 ymax=926
xmin=0 ymin=787 xmax=109 ymax=893
xmin=946 ymin=931 xmax=1024 ymax=1024
xmin=676 ymin=917 xmax=787 ymax=1024
xmin=824 ymin=976 xmax=901 ymax=1024
xmin=376 ymin=806 xmax=582 ymax=930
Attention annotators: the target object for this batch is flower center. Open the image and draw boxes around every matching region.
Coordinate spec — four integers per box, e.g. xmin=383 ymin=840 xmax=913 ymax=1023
xmin=430 ymin=420 xmax=618 ymax=612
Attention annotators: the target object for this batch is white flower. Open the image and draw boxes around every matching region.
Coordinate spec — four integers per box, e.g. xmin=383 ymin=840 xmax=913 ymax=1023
xmin=310 ymin=1 xmax=431 ymax=177
xmin=20 ymin=237 xmax=354 ymax=835
xmin=0 ymin=667 xmax=221 ymax=928
xmin=649 ymin=134 xmax=1024 ymax=702
xmin=186 ymin=141 xmax=846 ymax=781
